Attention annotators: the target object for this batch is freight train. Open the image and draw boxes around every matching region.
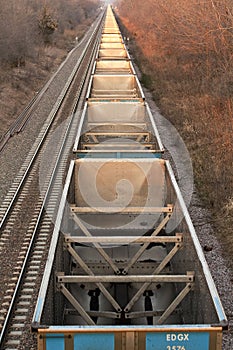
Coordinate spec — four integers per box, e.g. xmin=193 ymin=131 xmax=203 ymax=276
xmin=32 ymin=5 xmax=227 ymax=350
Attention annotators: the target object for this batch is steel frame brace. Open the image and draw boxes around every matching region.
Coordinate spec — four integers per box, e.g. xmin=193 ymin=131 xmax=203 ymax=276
xmin=123 ymin=211 xmax=173 ymax=274
xmin=65 ymin=242 xmax=122 ymax=312
xmin=59 ymin=205 xmax=194 ymax=325
xmin=71 ymin=213 xmax=120 ymax=274
xmin=57 ymin=272 xmax=194 ymax=325
xmin=64 ymin=234 xmax=182 ymax=244
xmin=57 ymin=273 xmax=194 ymax=283
xmin=70 ymin=205 xmax=173 ymax=214
xmin=124 ymin=242 xmax=183 ymax=312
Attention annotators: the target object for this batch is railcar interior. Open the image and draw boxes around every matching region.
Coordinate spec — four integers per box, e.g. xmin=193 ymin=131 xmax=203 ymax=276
xmin=32 ymin=5 xmax=227 ymax=350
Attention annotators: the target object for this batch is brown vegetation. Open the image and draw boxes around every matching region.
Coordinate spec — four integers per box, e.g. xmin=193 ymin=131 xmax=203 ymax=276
xmin=0 ymin=0 xmax=99 ymax=137
xmin=0 ymin=0 xmax=99 ymax=64
xmin=116 ymin=0 xmax=233 ymax=264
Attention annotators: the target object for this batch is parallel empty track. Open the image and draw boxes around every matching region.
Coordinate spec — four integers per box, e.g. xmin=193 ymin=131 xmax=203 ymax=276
xmin=0 ymin=11 xmax=104 ymax=350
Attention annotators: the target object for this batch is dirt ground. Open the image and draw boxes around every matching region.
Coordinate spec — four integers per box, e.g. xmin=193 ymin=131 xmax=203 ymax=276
xmin=0 ymin=46 xmax=67 ymax=139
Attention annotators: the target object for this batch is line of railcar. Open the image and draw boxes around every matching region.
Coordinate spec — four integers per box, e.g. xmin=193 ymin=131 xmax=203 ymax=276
xmin=32 ymin=5 xmax=227 ymax=350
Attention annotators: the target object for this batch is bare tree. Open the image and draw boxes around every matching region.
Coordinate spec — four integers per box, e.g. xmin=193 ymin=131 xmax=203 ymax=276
xmin=0 ymin=0 xmax=100 ymax=65
xmin=0 ymin=0 xmax=39 ymax=66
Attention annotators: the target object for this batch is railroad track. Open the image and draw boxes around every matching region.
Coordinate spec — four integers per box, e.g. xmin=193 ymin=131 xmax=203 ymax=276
xmin=0 ymin=10 xmax=104 ymax=350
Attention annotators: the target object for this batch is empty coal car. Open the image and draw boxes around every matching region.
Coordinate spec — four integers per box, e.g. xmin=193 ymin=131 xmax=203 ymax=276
xmin=32 ymin=5 xmax=227 ymax=350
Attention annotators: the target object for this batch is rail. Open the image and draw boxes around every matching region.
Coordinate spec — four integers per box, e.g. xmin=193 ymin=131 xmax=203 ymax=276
xmin=0 ymin=9 xmax=105 ymax=348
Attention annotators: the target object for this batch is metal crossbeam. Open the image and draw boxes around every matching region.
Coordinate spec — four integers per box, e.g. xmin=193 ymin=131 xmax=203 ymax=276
xmin=65 ymin=235 xmax=182 ymax=244
xmin=88 ymin=97 xmax=144 ymax=103
xmin=87 ymin=123 xmax=147 ymax=128
xmin=57 ymin=274 xmax=194 ymax=283
xmin=91 ymin=90 xmax=138 ymax=97
xmin=85 ymin=132 xmax=150 ymax=137
xmin=77 ymin=149 xmax=158 ymax=153
xmin=71 ymin=206 xmax=173 ymax=214
xmin=82 ymin=143 xmax=154 ymax=149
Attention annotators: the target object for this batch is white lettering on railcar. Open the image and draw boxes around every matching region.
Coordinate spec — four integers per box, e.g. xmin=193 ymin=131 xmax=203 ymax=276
xmin=166 ymin=333 xmax=189 ymax=341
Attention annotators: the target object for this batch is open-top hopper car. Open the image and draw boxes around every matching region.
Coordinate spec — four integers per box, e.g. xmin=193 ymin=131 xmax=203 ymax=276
xmin=32 ymin=5 xmax=227 ymax=350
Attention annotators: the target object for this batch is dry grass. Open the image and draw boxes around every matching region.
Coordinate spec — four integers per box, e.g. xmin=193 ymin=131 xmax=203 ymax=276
xmin=0 ymin=14 xmax=92 ymax=139
xmin=0 ymin=46 xmax=66 ymax=139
